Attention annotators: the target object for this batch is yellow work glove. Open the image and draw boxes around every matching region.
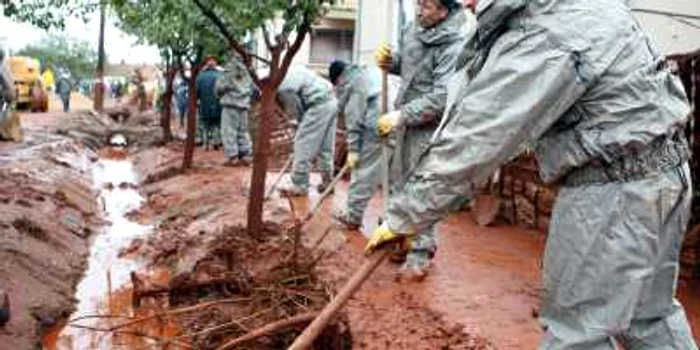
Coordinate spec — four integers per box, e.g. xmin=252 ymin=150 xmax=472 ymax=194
xmin=377 ymin=110 xmax=402 ymax=137
xmin=365 ymin=223 xmax=412 ymax=255
xmin=374 ymin=43 xmax=393 ymax=70
xmin=346 ymin=152 xmax=360 ymax=169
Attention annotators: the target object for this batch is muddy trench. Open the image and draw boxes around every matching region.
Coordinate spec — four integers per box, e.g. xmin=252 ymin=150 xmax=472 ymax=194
xmin=4 ymin=109 xmax=699 ymax=350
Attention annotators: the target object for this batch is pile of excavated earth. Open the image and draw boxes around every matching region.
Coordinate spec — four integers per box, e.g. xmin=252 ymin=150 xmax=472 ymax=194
xmin=2 ymin=110 xmax=493 ymax=349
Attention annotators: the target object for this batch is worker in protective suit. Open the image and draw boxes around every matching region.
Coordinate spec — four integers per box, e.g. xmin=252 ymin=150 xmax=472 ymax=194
xmin=374 ymin=0 xmax=468 ymax=277
xmin=0 ymin=50 xmax=21 ymax=142
xmin=366 ymin=0 xmax=699 ymax=348
xmin=328 ymin=60 xmax=382 ymax=230
xmin=216 ymin=56 xmax=254 ymax=166
xmin=278 ymin=65 xmax=338 ymax=197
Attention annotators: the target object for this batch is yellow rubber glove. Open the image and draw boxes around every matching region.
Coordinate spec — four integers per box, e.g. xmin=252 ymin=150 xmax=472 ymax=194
xmin=365 ymin=223 xmax=411 ymax=255
xmin=377 ymin=110 xmax=402 ymax=137
xmin=346 ymin=151 xmax=360 ymax=169
xmin=374 ymin=44 xmax=393 ymax=70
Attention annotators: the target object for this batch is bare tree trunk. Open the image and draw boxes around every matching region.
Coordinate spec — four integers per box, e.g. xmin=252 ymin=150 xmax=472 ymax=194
xmin=182 ymin=67 xmax=199 ymax=170
xmin=161 ymin=59 xmax=174 ymax=142
xmin=246 ymin=84 xmax=276 ymax=236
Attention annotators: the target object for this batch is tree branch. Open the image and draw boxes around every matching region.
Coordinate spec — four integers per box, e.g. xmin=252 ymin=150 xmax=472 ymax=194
xmin=190 ymin=0 xmax=264 ymax=85
xmin=261 ymin=21 xmax=275 ymax=52
xmin=273 ymin=18 xmax=312 ymax=88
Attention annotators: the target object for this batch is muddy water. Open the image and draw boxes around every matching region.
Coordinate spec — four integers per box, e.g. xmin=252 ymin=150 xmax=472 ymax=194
xmin=43 ymin=151 xmax=156 ymax=349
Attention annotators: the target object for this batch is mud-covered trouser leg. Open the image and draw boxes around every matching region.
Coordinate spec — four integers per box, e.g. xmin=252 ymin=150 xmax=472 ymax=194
xmin=236 ymin=108 xmax=252 ymax=157
xmin=62 ymin=96 xmax=70 ymax=112
xmin=291 ymin=99 xmax=338 ymax=190
xmin=221 ymin=107 xmax=252 ymax=159
xmin=405 ymin=225 xmax=437 ymax=268
xmin=540 ymin=164 xmax=698 ymax=350
xmin=346 ymin=135 xmax=383 ymax=222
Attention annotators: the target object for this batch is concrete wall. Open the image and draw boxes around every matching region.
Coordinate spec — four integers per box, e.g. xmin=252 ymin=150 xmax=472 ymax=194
xmin=355 ymin=0 xmax=403 ymax=64
xmin=631 ymin=0 xmax=700 ymax=55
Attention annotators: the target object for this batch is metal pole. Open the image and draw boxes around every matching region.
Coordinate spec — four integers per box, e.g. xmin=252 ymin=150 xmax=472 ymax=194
xmin=94 ymin=0 xmax=106 ymax=112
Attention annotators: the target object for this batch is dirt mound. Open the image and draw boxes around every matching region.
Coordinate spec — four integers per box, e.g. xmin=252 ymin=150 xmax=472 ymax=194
xmin=0 ymin=137 xmax=100 ymax=349
xmin=131 ymin=225 xmax=352 ymax=349
xmin=349 ymin=290 xmax=493 ymax=350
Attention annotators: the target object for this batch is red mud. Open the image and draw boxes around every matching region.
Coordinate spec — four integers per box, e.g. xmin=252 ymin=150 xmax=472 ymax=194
xmin=0 ymin=119 xmax=101 ymax=349
xmin=125 ymin=144 xmax=492 ymax=349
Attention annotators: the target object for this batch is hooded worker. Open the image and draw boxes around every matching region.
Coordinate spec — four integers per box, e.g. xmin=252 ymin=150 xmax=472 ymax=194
xmin=329 ymin=60 xmax=382 ymax=230
xmin=277 ymin=65 xmax=338 ymax=197
xmin=216 ymin=55 xmax=254 ymax=166
xmin=374 ymin=0 xmax=469 ymax=278
xmin=0 ymin=51 xmax=13 ymax=106
xmin=0 ymin=50 xmax=21 ymax=142
xmin=366 ymin=0 xmax=698 ymax=348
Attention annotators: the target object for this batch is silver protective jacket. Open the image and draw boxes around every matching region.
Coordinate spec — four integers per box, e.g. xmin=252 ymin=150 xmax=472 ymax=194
xmin=216 ymin=58 xmax=253 ymax=110
xmin=278 ymin=65 xmax=333 ymax=112
xmin=0 ymin=60 xmax=14 ymax=102
xmin=390 ymin=9 xmax=470 ymax=178
xmin=386 ymin=0 xmax=690 ymax=234
xmin=336 ymin=64 xmax=380 ymax=153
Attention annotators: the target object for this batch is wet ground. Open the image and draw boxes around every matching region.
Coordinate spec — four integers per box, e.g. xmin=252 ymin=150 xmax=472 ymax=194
xmin=4 ymin=108 xmax=700 ymax=349
xmin=44 ymin=153 xmax=156 ymax=349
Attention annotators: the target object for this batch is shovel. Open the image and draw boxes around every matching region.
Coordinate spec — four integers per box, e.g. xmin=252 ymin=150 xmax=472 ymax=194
xmin=264 ymin=156 xmax=294 ymax=200
xmin=287 ymin=66 xmax=394 ymax=350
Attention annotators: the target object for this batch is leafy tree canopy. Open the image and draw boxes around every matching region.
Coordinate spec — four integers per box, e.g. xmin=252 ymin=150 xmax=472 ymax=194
xmin=1 ymin=0 xmax=96 ymax=30
xmin=15 ymin=34 xmax=100 ymax=81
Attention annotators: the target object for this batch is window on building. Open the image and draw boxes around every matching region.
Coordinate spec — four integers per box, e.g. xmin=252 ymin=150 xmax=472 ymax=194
xmin=309 ymin=28 xmax=354 ymax=64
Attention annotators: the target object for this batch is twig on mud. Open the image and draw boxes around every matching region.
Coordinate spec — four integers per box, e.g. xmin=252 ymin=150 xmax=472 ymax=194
xmin=253 ymin=286 xmax=324 ymax=302
xmin=311 ymin=225 xmax=335 ymax=251
xmin=69 ymin=323 xmax=194 ymax=349
xmin=286 ymin=197 xmax=297 ymax=218
xmin=279 ymin=274 xmax=310 ymax=285
xmin=69 ymin=314 xmax=131 ymax=323
xmin=177 ymin=297 xmax=290 ymax=340
xmin=215 ymin=312 xmax=319 ymax=350
xmin=307 ymin=251 xmax=326 ymax=271
xmin=75 ymin=297 xmax=251 ymax=332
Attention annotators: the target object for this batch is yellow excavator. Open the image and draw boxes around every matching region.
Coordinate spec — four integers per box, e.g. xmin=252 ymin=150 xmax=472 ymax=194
xmin=8 ymin=56 xmax=46 ymax=112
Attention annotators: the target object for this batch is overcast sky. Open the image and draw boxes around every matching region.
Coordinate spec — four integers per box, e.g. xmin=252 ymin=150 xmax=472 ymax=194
xmin=0 ymin=11 xmax=161 ymax=65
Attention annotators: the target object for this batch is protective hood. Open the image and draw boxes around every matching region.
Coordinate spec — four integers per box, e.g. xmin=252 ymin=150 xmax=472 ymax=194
xmin=416 ymin=9 xmax=469 ymax=46
xmin=456 ymin=0 xmax=529 ymax=75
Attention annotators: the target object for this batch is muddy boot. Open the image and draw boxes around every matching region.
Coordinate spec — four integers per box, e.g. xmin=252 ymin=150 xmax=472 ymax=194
xmin=397 ymin=250 xmax=434 ymax=283
xmin=224 ymin=157 xmax=243 ymax=167
xmin=239 ymin=154 xmax=253 ymax=166
xmin=0 ymin=290 xmax=10 ymax=327
xmin=332 ymin=209 xmax=361 ymax=230
xmin=280 ymin=173 xmax=309 ymax=197
xmin=316 ymin=172 xmax=334 ymax=194
xmin=279 ymin=183 xmax=308 ymax=197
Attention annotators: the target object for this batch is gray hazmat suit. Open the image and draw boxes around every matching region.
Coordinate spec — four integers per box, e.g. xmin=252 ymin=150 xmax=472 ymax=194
xmin=384 ymin=0 xmax=698 ymax=348
xmin=337 ymin=64 xmax=382 ymax=224
xmin=278 ymin=65 xmax=338 ymax=191
xmin=0 ymin=57 xmax=14 ymax=124
xmin=389 ymin=8 xmax=469 ymax=266
xmin=216 ymin=58 xmax=254 ymax=159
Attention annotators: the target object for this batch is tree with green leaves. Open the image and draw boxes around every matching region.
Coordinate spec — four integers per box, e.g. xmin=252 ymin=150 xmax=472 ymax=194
xmin=15 ymin=34 xmax=99 ymax=82
xmin=1 ymin=0 xmax=97 ymax=30
xmin=191 ymin=0 xmax=335 ymax=235
xmin=112 ymin=0 xmax=225 ymax=159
